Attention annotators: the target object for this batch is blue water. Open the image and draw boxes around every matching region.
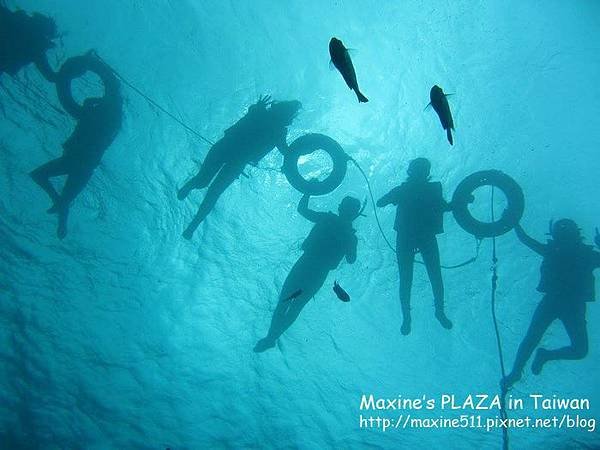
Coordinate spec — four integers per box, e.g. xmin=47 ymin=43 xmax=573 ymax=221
xmin=1 ymin=1 xmax=600 ymax=449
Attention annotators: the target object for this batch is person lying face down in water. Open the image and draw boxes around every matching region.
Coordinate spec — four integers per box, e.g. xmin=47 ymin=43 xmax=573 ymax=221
xmin=0 ymin=5 xmax=58 ymax=81
xmin=377 ymin=157 xmax=455 ymax=335
xmin=178 ymin=96 xmax=302 ymax=240
xmin=254 ymin=194 xmax=361 ymax=352
xmin=501 ymin=220 xmax=600 ymax=391
xmin=30 ymin=57 xmax=122 ymax=239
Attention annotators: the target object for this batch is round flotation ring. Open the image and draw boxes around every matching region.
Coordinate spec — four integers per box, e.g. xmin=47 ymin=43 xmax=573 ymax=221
xmin=56 ymin=52 xmax=119 ymax=118
xmin=282 ymin=133 xmax=349 ymax=196
xmin=452 ymin=170 xmax=524 ymax=238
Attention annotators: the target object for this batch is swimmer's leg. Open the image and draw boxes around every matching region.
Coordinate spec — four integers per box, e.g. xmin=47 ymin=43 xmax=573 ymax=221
xmin=178 ymin=142 xmax=227 ymax=200
xmin=502 ymin=298 xmax=555 ymax=390
xmin=533 ymin=302 xmax=588 ymax=374
xmin=182 ymin=164 xmax=240 ymax=239
xmin=30 ymin=157 xmax=70 ymax=208
xmin=396 ymin=235 xmax=415 ymax=335
xmin=421 ymin=236 xmax=452 ymax=330
xmin=255 ymin=256 xmax=328 ymax=352
xmin=53 ymin=167 xmax=94 ymax=239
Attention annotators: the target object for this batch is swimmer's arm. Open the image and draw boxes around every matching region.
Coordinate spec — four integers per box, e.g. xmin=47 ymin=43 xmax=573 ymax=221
xmin=34 ymin=54 xmax=57 ymax=83
xmin=298 ymin=194 xmax=326 ymax=222
xmin=275 ymin=129 xmax=289 ymax=153
xmin=376 ymin=187 xmax=400 ymax=207
xmin=346 ymin=235 xmax=358 ymax=264
xmin=514 ymin=223 xmax=545 ymax=256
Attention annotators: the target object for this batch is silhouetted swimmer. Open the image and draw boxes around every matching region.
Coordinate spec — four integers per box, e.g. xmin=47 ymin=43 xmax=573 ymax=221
xmin=502 ymin=220 xmax=600 ymax=390
xmin=329 ymin=37 xmax=368 ymax=103
xmin=377 ymin=158 xmax=455 ymax=335
xmin=0 ymin=5 xmax=58 ymax=81
xmin=178 ymin=96 xmax=302 ymax=240
xmin=428 ymin=85 xmax=454 ymax=145
xmin=333 ymin=281 xmax=350 ymax=302
xmin=254 ymin=194 xmax=361 ymax=352
xmin=30 ymin=56 xmax=122 ymax=238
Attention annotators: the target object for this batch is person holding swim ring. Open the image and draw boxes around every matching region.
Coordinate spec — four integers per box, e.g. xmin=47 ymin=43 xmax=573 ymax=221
xmin=502 ymin=220 xmax=600 ymax=390
xmin=178 ymin=96 xmax=301 ymax=240
xmin=377 ymin=158 xmax=455 ymax=335
xmin=254 ymin=194 xmax=360 ymax=352
xmin=30 ymin=53 xmax=122 ymax=238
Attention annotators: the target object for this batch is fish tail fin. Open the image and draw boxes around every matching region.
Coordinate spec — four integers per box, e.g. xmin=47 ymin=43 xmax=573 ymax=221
xmin=356 ymin=90 xmax=369 ymax=103
xmin=447 ymin=128 xmax=454 ymax=145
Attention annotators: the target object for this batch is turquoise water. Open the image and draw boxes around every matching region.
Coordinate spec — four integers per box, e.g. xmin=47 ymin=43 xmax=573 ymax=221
xmin=1 ymin=1 xmax=599 ymax=449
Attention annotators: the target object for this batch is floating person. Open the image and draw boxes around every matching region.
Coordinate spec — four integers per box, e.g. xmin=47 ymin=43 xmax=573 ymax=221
xmin=254 ymin=194 xmax=361 ymax=352
xmin=30 ymin=53 xmax=122 ymax=239
xmin=329 ymin=37 xmax=368 ymax=103
xmin=377 ymin=157 xmax=454 ymax=335
xmin=0 ymin=5 xmax=58 ymax=81
xmin=178 ymin=96 xmax=302 ymax=240
xmin=427 ymin=85 xmax=454 ymax=145
xmin=501 ymin=220 xmax=600 ymax=390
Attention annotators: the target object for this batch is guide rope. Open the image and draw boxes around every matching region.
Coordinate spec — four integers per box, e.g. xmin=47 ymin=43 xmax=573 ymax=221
xmin=351 ymin=158 xmax=480 ymax=269
xmin=93 ymin=52 xmax=215 ymax=146
xmin=490 ymin=185 xmax=510 ymax=450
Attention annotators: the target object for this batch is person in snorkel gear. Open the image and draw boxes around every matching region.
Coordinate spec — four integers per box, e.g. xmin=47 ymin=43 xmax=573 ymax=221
xmin=0 ymin=5 xmax=58 ymax=81
xmin=254 ymin=194 xmax=364 ymax=352
xmin=502 ymin=219 xmax=600 ymax=390
xmin=178 ymin=96 xmax=302 ymax=239
xmin=377 ymin=157 xmax=455 ymax=335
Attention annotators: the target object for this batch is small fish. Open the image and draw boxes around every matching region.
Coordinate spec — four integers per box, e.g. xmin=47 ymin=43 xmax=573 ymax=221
xmin=284 ymin=289 xmax=302 ymax=301
xmin=333 ymin=281 xmax=350 ymax=302
xmin=428 ymin=85 xmax=455 ymax=145
xmin=329 ymin=37 xmax=368 ymax=103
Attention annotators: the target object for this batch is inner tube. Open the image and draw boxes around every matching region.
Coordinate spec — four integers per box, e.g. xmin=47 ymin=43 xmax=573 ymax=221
xmin=452 ymin=170 xmax=524 ymax=238
xmin=56 ymin=52 xmax=119 ymax=118
xmin=282 ymin=133 xmax=349 ymax=196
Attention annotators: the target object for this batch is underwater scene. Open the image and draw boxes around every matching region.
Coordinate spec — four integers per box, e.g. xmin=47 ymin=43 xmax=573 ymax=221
xmin=1 ymin=1 xmax=599 ymax=449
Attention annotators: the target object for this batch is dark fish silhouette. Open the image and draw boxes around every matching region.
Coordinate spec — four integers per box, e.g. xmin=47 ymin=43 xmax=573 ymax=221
xmin=329 ymin=37 xmax=368 ymax=103
xmin=284 ymin=289 xmax=302 ymax=301
xmin=429 ymin=85 xmax=454 ymax=145
xmin=333 ymin=281 xmax=350 ymax=302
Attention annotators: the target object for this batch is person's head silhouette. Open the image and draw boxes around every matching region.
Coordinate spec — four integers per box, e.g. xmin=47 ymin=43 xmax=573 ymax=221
xmin=30 ymin=12 xmax=57 ymax=40
xmin=407 ymin=157 xmax=431 ymax=181
xmin=270 ymin=100 xmax=302 ymax=126
xmin=338 ymin=196 xmax=361 ymax=221
xmin=550 ymin=218 xmax=582 ymax=245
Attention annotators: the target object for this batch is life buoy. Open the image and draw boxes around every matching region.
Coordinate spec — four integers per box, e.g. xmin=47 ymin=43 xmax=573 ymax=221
xmin=56 ymin=52 xmax=119 ymax=118
xmin=452 ymin=170 xmax=524 ymax=238
xmin=282 ymin=133 xmax=349 ymax=196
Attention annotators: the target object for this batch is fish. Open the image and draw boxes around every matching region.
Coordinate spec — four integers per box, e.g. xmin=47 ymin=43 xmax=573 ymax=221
xmin=428 ymin=85 xmax=455 ymax=145
xmin=329 ymin=37 xmax=368 ymax=103
xmin=283 ymin=289 xmax=302 ymax=301
xmin=333 ymin=281 xmax=350 ymax=302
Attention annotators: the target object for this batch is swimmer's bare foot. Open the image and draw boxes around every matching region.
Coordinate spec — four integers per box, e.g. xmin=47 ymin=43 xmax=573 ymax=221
xmin=401 ymin=318 xmax=411 ymax=335
xmin=177 ymin=177 xmax=198 ymax=200
xmin=254 ymin=338 xmax=276 ymax=353
xmin=435 ymin=309 xmax=453 ymax=330
xmin=501 ymin=371 xmax=521 ymax=391
xmin=182 ymin=228 xmax=193 ymax=240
